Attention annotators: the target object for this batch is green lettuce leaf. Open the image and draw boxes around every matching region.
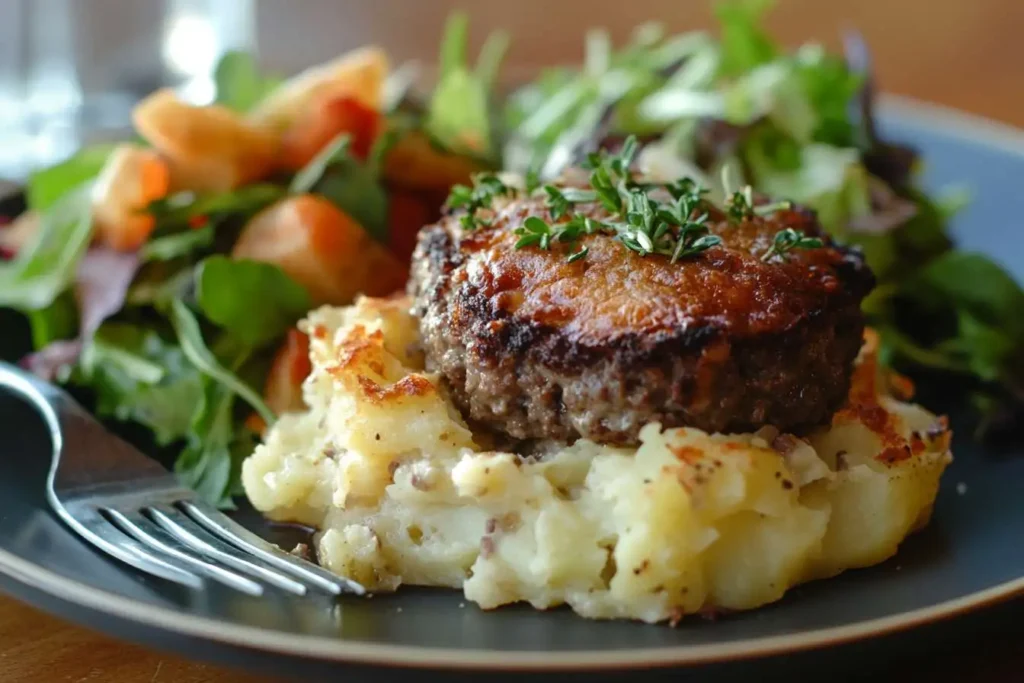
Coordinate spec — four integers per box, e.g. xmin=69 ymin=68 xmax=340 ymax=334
xmin=0 ymin=185 xmax=94 ymax=310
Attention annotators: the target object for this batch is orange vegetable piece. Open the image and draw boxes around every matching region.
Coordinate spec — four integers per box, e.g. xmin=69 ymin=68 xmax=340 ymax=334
xmin=264 ymin=328 xmax=312 ymax=416
xmin=232 ymin=194 xmax=407 ymax=306
xmin=386 ymin=187 xmax=439 ymax=262
xmin=132 ymin=89 xmax=279 ymax=192
xmin=279 ymin=95 xmax=381 ymax=171
xmin=249 ymin=46 xmax=388 ymax=133
xmin=383 ymin=130 xmax=485 ymax=192
xmin=91 ymin=144 xmax=170 ymax=251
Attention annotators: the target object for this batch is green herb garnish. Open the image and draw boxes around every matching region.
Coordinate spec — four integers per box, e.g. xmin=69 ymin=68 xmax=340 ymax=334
xmin=760 ymin=227 xmax=823 ymax=261
xmin=508 ymin=135 xmax=722 ymax=263
xmin=447 ymin=173 xmax=512 ymax=230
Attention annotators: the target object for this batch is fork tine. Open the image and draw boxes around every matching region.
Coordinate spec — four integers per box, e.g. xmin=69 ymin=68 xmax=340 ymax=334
xmin=147 ymin=506 xmax=308 ymax=596
xmin=71 ymin=506 xmax=204 ymax=590
xmin=103 ymin=509 xmax=264 ymax=597
xmin=180 ymin=501 xmax=363 ymax=596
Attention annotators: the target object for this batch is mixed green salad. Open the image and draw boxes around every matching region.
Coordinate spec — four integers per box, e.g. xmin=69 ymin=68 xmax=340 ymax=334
xmin=1 ymin=0 xmax=1021 ymax=508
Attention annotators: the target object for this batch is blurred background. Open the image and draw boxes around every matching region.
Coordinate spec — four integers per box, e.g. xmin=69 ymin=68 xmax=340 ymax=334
xmin=1 ymin=0 xmax=1022 ymax=183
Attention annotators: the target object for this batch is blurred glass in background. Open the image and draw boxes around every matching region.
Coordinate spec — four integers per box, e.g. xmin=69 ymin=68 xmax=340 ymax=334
xmin=0 ymin=0 xmax=255 ymax=183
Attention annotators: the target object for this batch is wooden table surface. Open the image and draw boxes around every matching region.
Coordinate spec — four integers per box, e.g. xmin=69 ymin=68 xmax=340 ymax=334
xmin=2 ymin=1 xmax=1023 ymax=681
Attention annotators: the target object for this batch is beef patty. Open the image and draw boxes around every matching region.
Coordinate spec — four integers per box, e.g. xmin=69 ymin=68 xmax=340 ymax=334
xmin=409 ymin=187 xmax=874 ymax=445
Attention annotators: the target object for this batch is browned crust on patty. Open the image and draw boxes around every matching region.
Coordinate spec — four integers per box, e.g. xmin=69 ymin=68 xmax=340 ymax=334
xmin=410 ymin=189 xmax=874 ymax=445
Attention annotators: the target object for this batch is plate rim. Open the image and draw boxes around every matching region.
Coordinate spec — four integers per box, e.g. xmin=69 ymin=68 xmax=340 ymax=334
xmin=2 ymin=95 xmax=1024 ymax=671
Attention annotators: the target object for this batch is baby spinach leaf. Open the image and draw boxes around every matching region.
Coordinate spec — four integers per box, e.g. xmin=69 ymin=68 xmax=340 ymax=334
xmin=195 ymin=256 xmax=310 ymax=347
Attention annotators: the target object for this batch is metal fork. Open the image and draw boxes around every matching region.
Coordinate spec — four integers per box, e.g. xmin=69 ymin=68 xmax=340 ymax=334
xmin=0 ymin=361 xmax=363 ymax=598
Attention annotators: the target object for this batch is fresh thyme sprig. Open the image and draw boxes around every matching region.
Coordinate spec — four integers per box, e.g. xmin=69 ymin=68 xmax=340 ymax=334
xmin=447 ymin=172 xmax=512 ymax=230
xmin=448 ymin=138 xmax=814 ymax=265
xmin=761 ymin=228 xmax=824 ymax=261
xmin=721 ymin=165 xmax=792 ymax=222
xmin=512 ymin=135 xmax=722 ymax=263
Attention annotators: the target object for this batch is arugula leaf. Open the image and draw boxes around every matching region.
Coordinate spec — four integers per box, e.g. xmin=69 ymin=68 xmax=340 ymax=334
xmin=140 ymin=226 xmax=214 ymax=262
xmin=169 ymin=298 xmax=276 ymax=426
xmin=0 ymin=185 xmax=94 ymax=310
xmin=428 ymin=71 xmax=493 ymax=159
xmin=426 ymin=13 xmax=508 ymax=159
xmin=78 ymin=323 xmax=205 ymax=445
xmin=126 ymin=265 xmax=195 ymax=309
xmin=147 ymin=184 xmax=286 ymax=234
xmin=438 ymin=12 xmax=469 ymax=80
xmin=213 ymin=51 xmax=281 ymax=113
xmin=174 ymin=379 xmax=256 ymax=508
xmin=26 ymin=144 xmax=117 ymax=211
xmin=290 ymin=134 xmax=389 ymax=241
xmin=476 ymin=31 xmax=511 ymax=92
xmin=195 ymin=256 xmax=310 ymax=347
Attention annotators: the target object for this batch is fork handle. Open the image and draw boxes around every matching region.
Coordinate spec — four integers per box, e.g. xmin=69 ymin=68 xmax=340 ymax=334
xmin=0 ymin=361 xmax=168 ymax=490
xmin=0 ymin=360 xmax=77 ymax=438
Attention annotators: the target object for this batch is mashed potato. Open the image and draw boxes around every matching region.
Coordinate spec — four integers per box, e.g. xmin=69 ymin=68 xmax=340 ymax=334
xmin=243 ymin=296 xmax=952 ymax=623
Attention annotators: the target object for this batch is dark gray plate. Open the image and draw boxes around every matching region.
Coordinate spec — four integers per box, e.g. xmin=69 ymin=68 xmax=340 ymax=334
xmin=1 ymin=99 xmax=1023 ymax=680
